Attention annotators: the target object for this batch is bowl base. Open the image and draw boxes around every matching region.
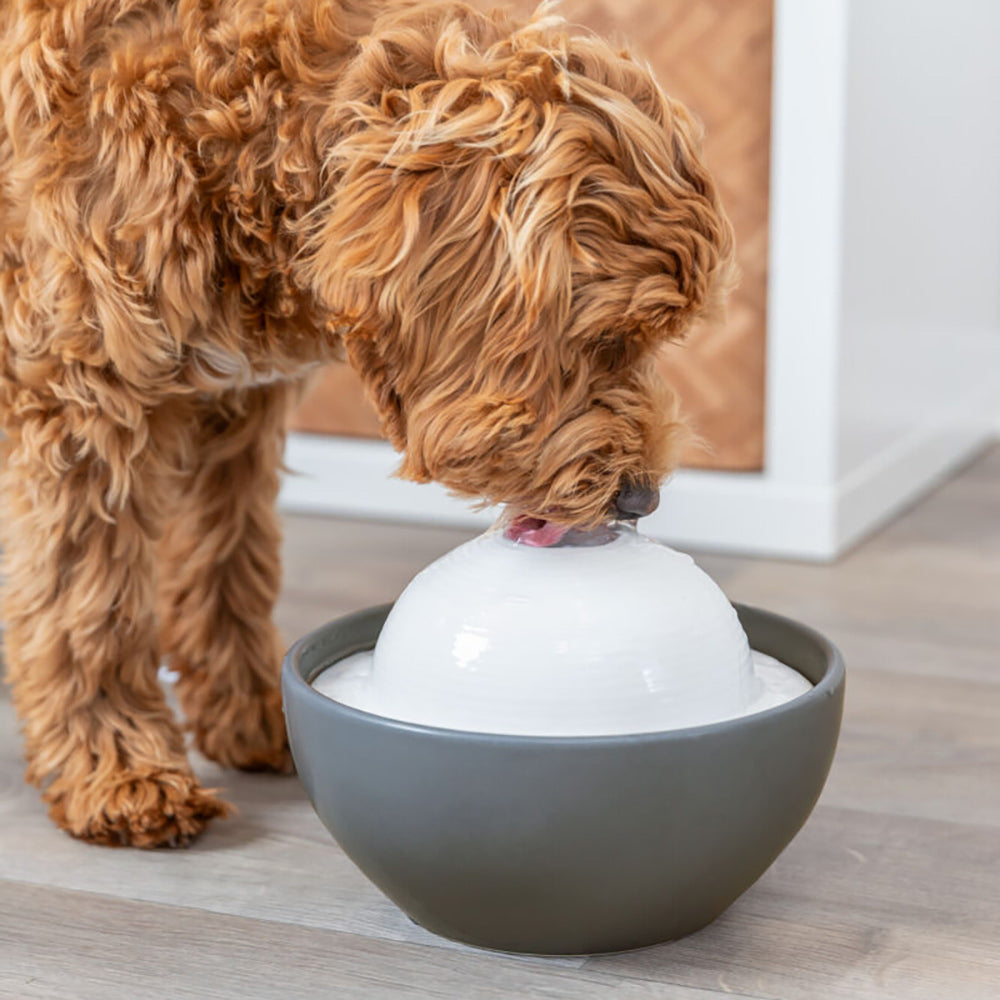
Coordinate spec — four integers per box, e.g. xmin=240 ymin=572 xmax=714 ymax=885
xmin=403 ymin=907 xmax=724 ymax=957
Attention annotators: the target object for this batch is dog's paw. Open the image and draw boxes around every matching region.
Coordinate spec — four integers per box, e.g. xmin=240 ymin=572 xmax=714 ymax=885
xmin=191 ymin=686 xmax=295 ymax=775
xmin=45 ymin=768 xmax=231 ymax=848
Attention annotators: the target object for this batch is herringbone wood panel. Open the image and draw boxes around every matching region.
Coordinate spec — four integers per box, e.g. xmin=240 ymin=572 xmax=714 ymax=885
xmin=292 ymin=0 xmax=772 ymax=470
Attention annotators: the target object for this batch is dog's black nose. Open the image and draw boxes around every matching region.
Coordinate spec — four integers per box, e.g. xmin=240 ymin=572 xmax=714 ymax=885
xmin=613 ymin=480 xmax=660 ymax=519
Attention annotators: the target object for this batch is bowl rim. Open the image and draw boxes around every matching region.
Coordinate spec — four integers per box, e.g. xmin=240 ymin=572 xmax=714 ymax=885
xmin=283 ymin=602 xmax=845 ymax=746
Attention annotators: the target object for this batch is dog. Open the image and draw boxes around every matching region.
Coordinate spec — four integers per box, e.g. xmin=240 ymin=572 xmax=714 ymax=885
xmin=0 ymin=0 xmax=734 ymax=846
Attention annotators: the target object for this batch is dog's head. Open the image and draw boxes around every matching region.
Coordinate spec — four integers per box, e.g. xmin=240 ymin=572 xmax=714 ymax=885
xmin=305 ymin=1 xmax=735 ymax=535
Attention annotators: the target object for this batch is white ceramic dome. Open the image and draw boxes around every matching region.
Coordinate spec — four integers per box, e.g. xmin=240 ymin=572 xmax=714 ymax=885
xmin=320 ymin=525 xmax=778 ymax=735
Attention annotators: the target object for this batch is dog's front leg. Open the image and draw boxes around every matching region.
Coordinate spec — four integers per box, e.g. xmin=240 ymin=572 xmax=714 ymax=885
xmin=158 ymin=384 xmax=293 ymax=774
xmin=0 ymin=408 xmax=229 ymax=846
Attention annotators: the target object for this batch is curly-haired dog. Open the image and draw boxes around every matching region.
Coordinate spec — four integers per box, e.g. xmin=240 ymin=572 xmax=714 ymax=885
xmin=0 ymin=0 xmax=734 ymax=846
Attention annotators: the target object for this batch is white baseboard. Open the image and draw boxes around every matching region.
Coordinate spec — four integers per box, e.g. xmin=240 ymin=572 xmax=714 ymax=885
xmin=280 ymin=381 xmax=996 ymax=561
xmin=834 ymin=392 xmax=997 ymax=555
xmin=280 ymin=432 xmax=838 ymax=558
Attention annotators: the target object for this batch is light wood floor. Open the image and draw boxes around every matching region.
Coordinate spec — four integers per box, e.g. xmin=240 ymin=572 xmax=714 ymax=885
xmin=2 ymin=447 xmax=998 ymax=1000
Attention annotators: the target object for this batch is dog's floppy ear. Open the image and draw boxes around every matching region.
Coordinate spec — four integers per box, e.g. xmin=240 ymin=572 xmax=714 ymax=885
xmin=302 ymin=1 xmax=573 ymax=327
xmin=301 ymin=4 xmax=575 ymax=450
xmin=558 ymin=50 xmax=737 ymax=352
xmin=395 ymin=392 xmax=540 ymax=490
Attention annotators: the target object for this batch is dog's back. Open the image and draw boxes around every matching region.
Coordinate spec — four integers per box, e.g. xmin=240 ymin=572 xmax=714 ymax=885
xmin=0 ymin=0 xmax=183 ymax=243
xmin=0 ymin=0 xmax=201 ymax=406
xmin=0 ymin=0 xmax=371 ymax=409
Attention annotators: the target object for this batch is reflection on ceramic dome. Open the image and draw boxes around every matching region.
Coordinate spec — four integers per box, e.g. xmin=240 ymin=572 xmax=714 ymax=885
xmin=314 ymin=523 xmax=812 ymax=735
xmin=451 ymin=629 xmax=490 ymax=671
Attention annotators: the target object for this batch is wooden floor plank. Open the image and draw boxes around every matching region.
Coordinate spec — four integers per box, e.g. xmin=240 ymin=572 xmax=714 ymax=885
xmin=585 ymin=805 xmax=1000 ymax=1000
xmin=0 ymin=712 xmax=571 ymax=965
xmin=818 ymin=668 xmax=1000 ymax=827
xmin=0 ymin=445 xmax=997 ymax=998
xmin=0 ymin=881 xmax=759 ymax=1000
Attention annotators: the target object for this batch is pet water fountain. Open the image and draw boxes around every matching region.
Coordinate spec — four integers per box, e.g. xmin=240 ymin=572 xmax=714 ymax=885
xmin=282 ymin=520 xmax=844 ymax=955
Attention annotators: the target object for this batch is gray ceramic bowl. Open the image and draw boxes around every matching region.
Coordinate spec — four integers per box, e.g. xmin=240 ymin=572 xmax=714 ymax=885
xmin=282 ymin=603 xmax=844 ymax=955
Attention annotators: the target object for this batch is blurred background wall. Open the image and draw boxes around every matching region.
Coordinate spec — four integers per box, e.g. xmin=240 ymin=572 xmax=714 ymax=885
xmin=833 ymin=0 xmax=1000 ymax=540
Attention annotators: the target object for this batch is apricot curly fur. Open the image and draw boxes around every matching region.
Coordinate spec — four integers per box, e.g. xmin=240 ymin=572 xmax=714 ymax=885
xmin=0 ymin=0 xmax=734 ymax=846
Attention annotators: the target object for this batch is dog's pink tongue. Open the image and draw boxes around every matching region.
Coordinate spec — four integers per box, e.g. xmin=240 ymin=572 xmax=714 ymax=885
xmin=505 ymin=516 xmax=570 ymax=548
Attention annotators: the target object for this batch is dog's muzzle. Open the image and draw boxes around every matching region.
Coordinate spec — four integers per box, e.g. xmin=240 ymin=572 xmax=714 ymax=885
xmin=613 ymin=480 xmax=660 ymax=520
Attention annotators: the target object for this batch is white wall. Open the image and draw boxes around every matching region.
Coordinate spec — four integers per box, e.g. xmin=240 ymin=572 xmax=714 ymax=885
xmin=834 ymin=0 xmax=1000 ymax=544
